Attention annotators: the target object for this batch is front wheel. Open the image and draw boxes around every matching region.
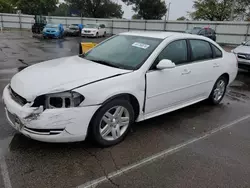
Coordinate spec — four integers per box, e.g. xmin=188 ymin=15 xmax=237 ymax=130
xmin=96 ymin=32 xmax=99 ymax=38
xmin=208 ymin=76 xmax=228 ymax=105
xmin=90 ymin=99 xmax=134 ymax=147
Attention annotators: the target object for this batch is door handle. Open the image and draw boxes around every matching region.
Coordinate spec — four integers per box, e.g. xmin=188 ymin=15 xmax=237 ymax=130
xmin=213 ymin=63 xmax=219 ymax=68
xmin=182 ymin=69 xmax=191 ymax=75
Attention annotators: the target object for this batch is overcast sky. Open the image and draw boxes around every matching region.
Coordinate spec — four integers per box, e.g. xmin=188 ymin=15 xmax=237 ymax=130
xmin=120 ymin=0 xmax=194 ymax=20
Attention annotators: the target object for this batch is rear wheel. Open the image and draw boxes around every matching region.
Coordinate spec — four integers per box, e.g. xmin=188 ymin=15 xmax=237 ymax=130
xmin=208 ymin=76 xmax=228 ymax=105
xmin=90 ymin=99 xmax=134 ymax=147
xmin=103 ymin=32 xmax=106 ymax=37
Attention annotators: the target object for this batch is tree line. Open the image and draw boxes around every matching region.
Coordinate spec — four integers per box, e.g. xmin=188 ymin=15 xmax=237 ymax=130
xmin=0 ymin=0 xmax=166 ymax=19
xmin=0 ymin=0 xmax=249 ymax=21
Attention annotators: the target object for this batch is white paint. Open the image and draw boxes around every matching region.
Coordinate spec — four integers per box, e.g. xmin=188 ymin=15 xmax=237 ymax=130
xmin=10 ymin=56 xmax=131 ymax=101
xmin=3 ymin=32 xmax=238 ymax=143
xmin=78 ymin=114 xmax=250 ymax=188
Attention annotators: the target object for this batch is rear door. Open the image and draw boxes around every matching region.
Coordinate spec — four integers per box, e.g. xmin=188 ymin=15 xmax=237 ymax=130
xmin=187 ymin=39 xmax=219 ymax=96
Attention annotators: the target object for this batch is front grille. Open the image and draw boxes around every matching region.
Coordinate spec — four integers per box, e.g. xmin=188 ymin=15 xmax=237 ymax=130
xmin=9 ymin=87 xmax=27 ymax=106
xmin=46 ymin=30 xmax=55 ymax=33
xmin=84 ymin=30 xmax=91 ymax=33
xmin=238 ymin=53 xmax=250 ymax=60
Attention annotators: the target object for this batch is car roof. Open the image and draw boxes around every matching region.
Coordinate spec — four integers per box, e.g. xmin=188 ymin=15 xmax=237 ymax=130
xmin=120 ymin=31 xmax=205 ymax=39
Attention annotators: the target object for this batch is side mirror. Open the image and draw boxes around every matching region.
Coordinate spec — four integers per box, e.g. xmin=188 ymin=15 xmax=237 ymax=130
xmin=156 ymin=59 xmax=176 ymax=70
xmin=242 ymin=41 xmax=246 ymax=45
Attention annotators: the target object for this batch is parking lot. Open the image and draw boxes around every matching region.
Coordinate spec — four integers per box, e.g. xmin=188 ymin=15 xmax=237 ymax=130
xmin=0 ymin=31 xmax=250 ymax=188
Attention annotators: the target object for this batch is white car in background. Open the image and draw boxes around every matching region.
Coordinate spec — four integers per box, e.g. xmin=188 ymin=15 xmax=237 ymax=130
xmin=81 ymin=23 xmax=106 ymax=37
xmin=231 ymin=41 xmax=250 ymax=71
xmin=3 ymin=32 xmax=237 ymax=146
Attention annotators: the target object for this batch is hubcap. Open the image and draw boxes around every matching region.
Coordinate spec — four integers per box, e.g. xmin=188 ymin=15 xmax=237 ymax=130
xmin=213 ymin=80 xmax=226 ymax=101
xmin=99 ymin=106 xmax=130 ymax=141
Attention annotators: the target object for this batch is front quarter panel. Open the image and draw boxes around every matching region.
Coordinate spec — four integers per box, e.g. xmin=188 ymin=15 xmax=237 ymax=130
xmin=73 ymin=71 xmax=145 ymax=114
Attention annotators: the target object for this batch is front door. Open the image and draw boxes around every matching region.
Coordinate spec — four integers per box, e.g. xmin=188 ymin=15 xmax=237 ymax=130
xmin=145 ymin=39 xmax=215 ymax=116
xmin=145 ymin=40 xmax=193 ymax=115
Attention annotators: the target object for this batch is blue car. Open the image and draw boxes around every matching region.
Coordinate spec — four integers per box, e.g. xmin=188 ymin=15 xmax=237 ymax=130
xmin=43 ymin=24 xmax=64 ymax=39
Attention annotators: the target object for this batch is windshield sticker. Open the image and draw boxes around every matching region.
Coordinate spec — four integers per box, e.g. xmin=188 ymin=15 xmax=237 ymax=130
xmin=132 ymin=42 xmax=150 ymax=49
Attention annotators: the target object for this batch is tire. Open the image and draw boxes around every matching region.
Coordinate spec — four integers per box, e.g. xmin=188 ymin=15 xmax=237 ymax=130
xmin=90 ymin=99 xmax=135 ymax=147
xmin=208 ymin=76 xmax=228 ymax=105
xmin=103 ymin=32 xmax=106 ymax=37
xmin=96 ymin=32 xmax=99 ymax=38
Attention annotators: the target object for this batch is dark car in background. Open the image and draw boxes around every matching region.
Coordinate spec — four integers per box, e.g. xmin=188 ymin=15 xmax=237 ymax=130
xmin=186 ymin=27 xmax=217 ymax=42
xmin=65 ymin=24 xmax=84 ymax=36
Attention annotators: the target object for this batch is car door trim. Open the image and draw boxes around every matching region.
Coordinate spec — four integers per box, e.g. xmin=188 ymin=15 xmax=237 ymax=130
xmin=145 ymin=92 xmax=207 ymax=118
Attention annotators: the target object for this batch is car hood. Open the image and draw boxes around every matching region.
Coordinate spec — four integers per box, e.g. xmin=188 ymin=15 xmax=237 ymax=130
xmin=45 ymin=28 xmax=58 ymax=31
xmin=234 ymin=45 xmax=250 ymax=54
xmin=10 ymin=56 xmax=132 ymax=101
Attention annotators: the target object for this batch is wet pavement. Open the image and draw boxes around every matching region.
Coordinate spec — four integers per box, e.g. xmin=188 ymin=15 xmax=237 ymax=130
xmin=0 ymin=31 xmax=250 ymax=188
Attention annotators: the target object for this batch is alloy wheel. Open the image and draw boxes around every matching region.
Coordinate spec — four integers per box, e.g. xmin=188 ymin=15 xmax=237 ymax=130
xmin=99 ymin=106 xmax=130 ymax=141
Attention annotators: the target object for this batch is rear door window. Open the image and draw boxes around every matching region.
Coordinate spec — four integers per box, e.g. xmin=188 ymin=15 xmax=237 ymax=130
xmin=212 ymin=44 xmax=223 ymax=58
xmin=190 ymin=40 xmax=213 ymax=61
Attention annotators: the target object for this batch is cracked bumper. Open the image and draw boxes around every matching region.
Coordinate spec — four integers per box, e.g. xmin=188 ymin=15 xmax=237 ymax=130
xmin=3 ymin=85 xmax=100 ymax=143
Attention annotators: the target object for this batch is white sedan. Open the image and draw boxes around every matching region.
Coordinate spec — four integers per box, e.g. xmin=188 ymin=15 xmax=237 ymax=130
xmin=81 ymin=23 xmax=106 ymax=37
xmin=231 ymin=40 xmax=250 ymax=71
xmin=3 ymin=32 xmax=237 ymax=146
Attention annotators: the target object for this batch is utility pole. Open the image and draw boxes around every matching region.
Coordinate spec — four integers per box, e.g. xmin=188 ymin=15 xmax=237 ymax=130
xmin=230 ymin=0 xmax=236 ymax=21
xmin=164 ymin=2 xmax=171 ymax=30
xmin=167 ymin=2 xmax=171 ymax=21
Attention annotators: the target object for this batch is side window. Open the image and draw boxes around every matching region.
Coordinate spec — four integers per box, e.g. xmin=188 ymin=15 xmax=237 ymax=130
xmin=100 ymin=24 xmax=105 ymax=28
xmin=157 ymin=40 xmax=188 ymax=65
xmin=199 ymin=29 xmax=205 ymax=36
xmin=190 ymin=40 xmax=213 ymax=61
xmin=206 ymin=29 xmax=212 ymax=36
xmin=212 ymin=44 xmax=222 ymax=58
xmin=210 ymin=29 xmax=215 ymax=34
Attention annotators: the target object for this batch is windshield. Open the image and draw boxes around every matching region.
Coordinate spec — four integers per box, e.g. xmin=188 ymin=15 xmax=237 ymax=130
xmin=69 ymin=25 xmax=79 ymax=30
xmin=83 ymin=35 xmax=162 ymax=70
xmin=190 ymin=28 xmax=202 ymax=34
xmin=46 ymin=24 xmax=58 ymax=28
xmin=85 ymin=24 xmax=98 ymax=28
xmin=244 ymin=41 xmax=250 ymax=46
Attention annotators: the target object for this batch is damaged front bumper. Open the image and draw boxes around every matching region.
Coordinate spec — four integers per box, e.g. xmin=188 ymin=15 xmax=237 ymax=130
xmin=2 ymin=85 xmax=100 ymax=143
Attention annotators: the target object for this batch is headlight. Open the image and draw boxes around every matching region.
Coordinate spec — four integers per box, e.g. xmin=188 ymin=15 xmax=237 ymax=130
xmin=32 ymin=91 xmax=84 ymax=109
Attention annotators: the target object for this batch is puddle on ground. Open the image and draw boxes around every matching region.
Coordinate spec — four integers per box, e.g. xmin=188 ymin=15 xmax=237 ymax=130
xmin=230 ymin=80 xmax=249 ymax=90
xmin=226 ymin=90 xmax=250 ymax=102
